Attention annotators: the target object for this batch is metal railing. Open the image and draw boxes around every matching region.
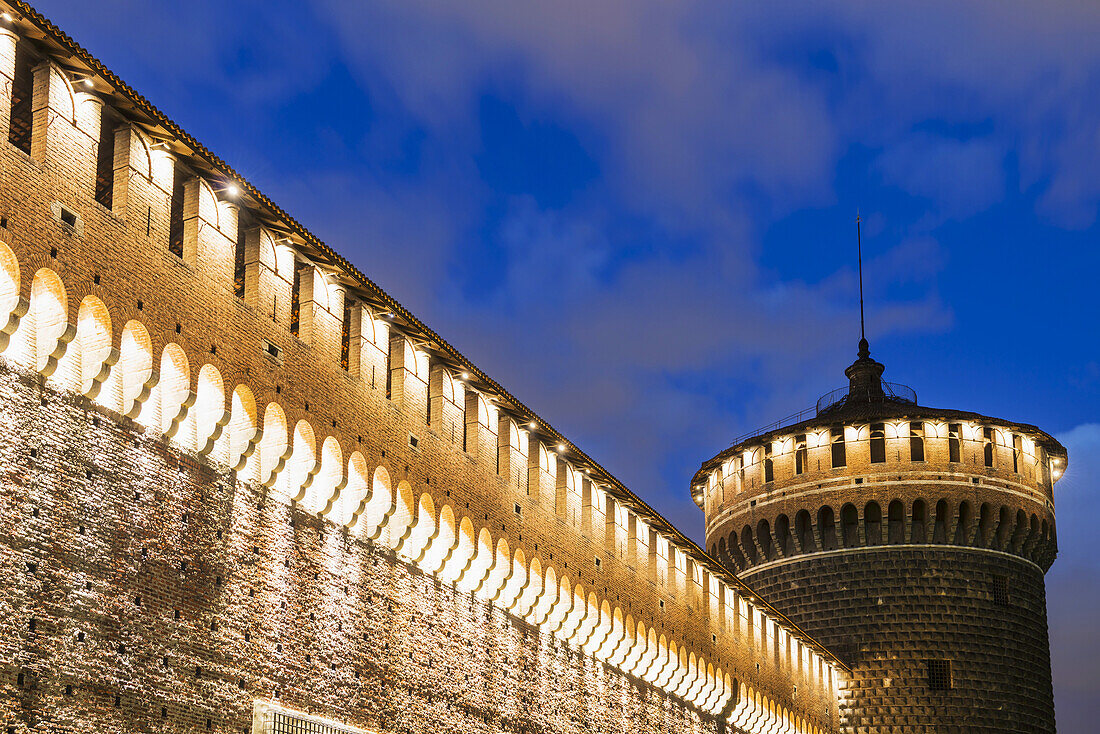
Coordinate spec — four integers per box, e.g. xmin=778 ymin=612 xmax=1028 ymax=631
xmin=731 ymin=381 xmax=917 ymax=447
xmin=816 ymin=381 xmax=916 ymax=415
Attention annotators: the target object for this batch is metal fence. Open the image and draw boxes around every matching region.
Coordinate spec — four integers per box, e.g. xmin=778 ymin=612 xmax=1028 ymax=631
xmin=256 ymin=704 xmax=370 ymax=734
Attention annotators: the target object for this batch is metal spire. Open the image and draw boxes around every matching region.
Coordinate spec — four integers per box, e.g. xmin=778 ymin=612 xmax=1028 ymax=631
xmin=856 ymin=211 xmax=869 ymax=359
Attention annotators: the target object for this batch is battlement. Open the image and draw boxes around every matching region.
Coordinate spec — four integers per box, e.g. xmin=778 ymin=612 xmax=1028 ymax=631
xmin=0 ymin=3 xmax=844 ymax=732
xmin=695 ymin=399 xmax=1064 ymax=576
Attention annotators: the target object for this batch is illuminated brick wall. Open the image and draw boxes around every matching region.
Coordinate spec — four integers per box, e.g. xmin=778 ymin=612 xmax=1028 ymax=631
xmin=0 ymin=3 xmax=841 ymax=733
xmin=0 ymin=366 xmax=713 ymax=734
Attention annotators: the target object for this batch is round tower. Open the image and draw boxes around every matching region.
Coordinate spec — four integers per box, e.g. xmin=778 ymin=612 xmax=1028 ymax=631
xmin=692 ymin=340 xmax=1065 ymax=733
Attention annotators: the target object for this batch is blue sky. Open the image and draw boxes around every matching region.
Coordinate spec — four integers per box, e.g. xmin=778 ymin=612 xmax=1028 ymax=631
xmin=39 ymin=0 xmax=1100 ymax=728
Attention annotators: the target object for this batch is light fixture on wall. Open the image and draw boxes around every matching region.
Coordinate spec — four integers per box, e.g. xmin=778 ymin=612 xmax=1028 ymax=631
xmin=225 ymin=184 xmax=239 ymax=197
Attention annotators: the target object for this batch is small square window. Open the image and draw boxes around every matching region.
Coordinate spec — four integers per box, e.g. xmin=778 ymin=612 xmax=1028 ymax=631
xmin=926 ymin=659 xmax=952 ymax=690
xmin=514 ymin=503 xmax=521 ymax=516
xmin=262 ymin=339 xmax=283 ymax=363
xmin=408 ymin=433 xmax=420 ymax=450
xmin=594 ymin=556 xmax=601 ymax=568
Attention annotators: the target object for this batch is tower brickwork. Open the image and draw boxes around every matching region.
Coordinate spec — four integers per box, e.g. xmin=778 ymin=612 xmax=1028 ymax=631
xmin=693 ymin=345 xmax=1065 ymax=733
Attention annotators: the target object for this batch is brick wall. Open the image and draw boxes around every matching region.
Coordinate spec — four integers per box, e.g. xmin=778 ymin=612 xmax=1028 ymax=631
xmin=0 ymin=4 xmax=841 ymax=733
xmin=742 ymin=547 xmax=1055 ymax=733
xmin=0 ymin=365 xmax=713 ymax=734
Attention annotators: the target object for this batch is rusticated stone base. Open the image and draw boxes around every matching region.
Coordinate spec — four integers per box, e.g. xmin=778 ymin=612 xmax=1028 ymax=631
xmin=0 ymin=364 xmax=713 ymax=734
xmin=742 ymin=546 xmax=1054 ymax=734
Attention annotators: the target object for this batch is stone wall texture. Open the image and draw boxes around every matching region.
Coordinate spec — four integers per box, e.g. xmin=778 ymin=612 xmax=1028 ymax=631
xmin=0 ymin=364 xmax=713 ymax=734
xmin=742 ymin=546 xmax=1055 ymax=733
xmin=0 ymin=3 xmax=841 ymax=733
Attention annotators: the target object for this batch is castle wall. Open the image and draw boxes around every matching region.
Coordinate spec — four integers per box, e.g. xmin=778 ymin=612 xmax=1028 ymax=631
xmin=0 ymin=6 xmax=842 ymax=733
xmin=742 ymin=547 xmax=1055 ymax=733
xmin=0 ymin=364 xmax=716 ymax=734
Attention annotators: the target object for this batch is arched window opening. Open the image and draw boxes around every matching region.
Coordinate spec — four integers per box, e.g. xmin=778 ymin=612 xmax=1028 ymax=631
xmin=340 ymin=298 xmax=352 ymax=371
xmin=756 ymin=520 xmax=773 ymax=561
xmin=817 ymin=506 xmax=837 ymax=551
xmin=794 ymin=434 xmax=807 ymax=475
xmin=977 ymin=503 xmax=993 ymax=547
xmin=95 ymin=110 xmax=119 ymax=209
xmin=290 ymin=260 xmax=308 ymax=336
xmin=841 ymin=504 xmax=859 ymax=547
xmin=910 ymin=422 xmax=925 ymax=462
xmin=763 ymin=444 xmax=774 ymax=483
xmin=948 ymin=423 xmax=962 ymax=462
xmin=830 ymin=426 xmax=846 ymax=468
xmin=953 ymin=501 xmax=973 ymax=546
xmin=887 ymin=500 xmax=905 ymax=544
xmin=911 ymin=499 xmax=927 ymax=544
xmin=864 ymin=501 xmax=882 ymax=545
xmin=168 ymin=165 xmax=186 ymax=258
xmin=740 ymin=526 xmax=758 ymax=564
xmin=233 ymin=208 xmax=248 ymax=299
xmin=983 ymin=427 xmax=995 ymax=467
xmin=8 ymin=38 xmax=34 ymax=154
xmin=933 ymin=499 xmax=949 ymax=543
xmin=775 ymin=515 xmax=792 ymax=556
xmin=795 ymin=510 xmax=816 ymax=553
xmin=870 ymin=423 xmax=886 ymax=464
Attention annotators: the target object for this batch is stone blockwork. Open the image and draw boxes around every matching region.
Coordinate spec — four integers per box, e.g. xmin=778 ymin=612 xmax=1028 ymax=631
xmin=0 ymin=366 xmax=712 ymax=734
xmin=742 ymin=547 xmax=1054 ymax=733
xmin=693 ymin=346 xmax=1066 ymax=732
xmin=0 ymin=2 xmax=843 ymax=733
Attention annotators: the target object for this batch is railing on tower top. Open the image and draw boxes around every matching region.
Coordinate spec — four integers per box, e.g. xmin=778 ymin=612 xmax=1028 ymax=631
xmin=731 ymin=381 xmax=917 ymax=447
